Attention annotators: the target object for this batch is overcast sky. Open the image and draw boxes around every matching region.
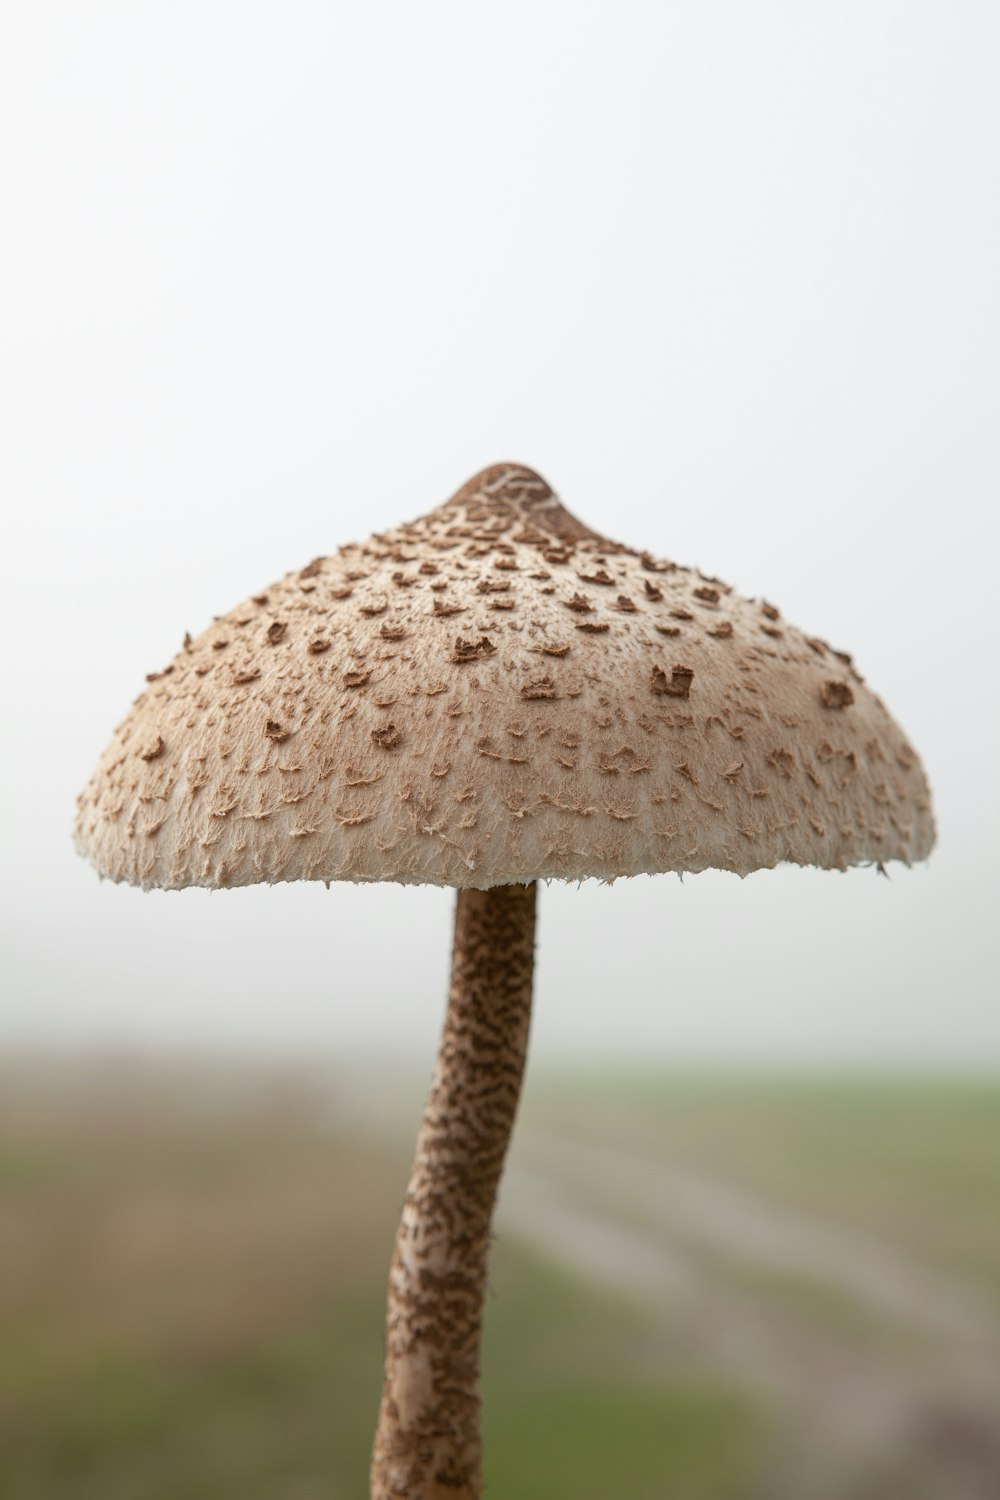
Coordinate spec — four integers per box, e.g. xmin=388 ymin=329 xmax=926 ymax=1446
xmin=2 ymin=1 xmax=997 ymax=1068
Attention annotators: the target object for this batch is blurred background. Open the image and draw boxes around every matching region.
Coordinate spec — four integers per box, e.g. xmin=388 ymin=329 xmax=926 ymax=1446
xmin=1 ymin=2 xmax=998 ymax=1497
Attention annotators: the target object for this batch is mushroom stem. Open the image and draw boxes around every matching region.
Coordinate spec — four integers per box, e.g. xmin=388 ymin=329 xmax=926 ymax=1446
xmin=370 ymin=881 xmax=537 ymax=1500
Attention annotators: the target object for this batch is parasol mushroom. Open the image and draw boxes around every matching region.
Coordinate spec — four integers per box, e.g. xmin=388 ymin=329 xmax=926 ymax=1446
xmin=75 ymin=462 xmax=935 ymax=1498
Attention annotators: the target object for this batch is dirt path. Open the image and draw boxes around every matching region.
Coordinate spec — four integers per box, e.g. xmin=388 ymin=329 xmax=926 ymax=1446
xmin=498 ymin=1135 xmax=1000 ymax=1498
xmin=335 ymin=1082 xmax=1000 ymax=1496
xmin=512 ymin=1130 xmax=998 ymax=1346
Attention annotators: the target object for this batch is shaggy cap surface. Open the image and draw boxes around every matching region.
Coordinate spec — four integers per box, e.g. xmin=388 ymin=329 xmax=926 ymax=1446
xmin=75 ymin=464 xmax=934 ymax=889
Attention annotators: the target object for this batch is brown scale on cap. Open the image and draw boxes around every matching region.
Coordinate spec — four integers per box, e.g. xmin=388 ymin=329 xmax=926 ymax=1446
xmin=432 ymin=598 xmax=465 ymax=618
xmin=652 ymin=665 xmax=695 ymax=699
xmin=452 ymin=636 xmax=497 ymax=663
xmin=75 ymin=462 xmax=935 ymax=889
xmin=821 ymin=680 xmax=855 ymax=710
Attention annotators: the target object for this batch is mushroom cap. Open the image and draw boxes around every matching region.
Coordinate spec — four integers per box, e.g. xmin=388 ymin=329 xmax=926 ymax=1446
xmin=76 ymin=464 xmax=934 ymax=890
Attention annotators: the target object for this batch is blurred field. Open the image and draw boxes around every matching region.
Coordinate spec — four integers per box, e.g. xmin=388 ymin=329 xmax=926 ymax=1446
xmin=1 ymin=1059 xmax=998 ymax=1500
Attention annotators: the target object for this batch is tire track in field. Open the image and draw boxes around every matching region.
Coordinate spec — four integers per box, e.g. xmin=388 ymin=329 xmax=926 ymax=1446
xmin=510 ymin=1130 xmax=998 ymax=1346
xmin=497 ymin=1136 xmax=1000 ymax=1498
xmin=336 ymin=1080 xmax=1000 ymax=1496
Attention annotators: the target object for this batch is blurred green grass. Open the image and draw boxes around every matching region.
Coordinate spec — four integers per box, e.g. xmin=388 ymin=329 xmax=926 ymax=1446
xmin=0 ymin=1062 xmax=764 ymax=1500
xmin=1 ymin=1061 xmax=998 ymax=1499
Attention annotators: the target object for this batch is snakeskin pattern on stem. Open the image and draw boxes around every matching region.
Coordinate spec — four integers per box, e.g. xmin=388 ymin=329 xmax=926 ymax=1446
xmin=370 ymin=882 xmax=537 ymax=1500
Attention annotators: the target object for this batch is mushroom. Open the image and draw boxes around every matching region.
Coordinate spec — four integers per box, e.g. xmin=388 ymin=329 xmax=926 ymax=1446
xmin=74 ymin=462 xmax=935 ymax=1499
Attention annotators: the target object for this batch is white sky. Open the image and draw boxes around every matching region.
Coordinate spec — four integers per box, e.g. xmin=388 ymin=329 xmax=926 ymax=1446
xmin=2 ymin=1 xmax=998 ymax=1067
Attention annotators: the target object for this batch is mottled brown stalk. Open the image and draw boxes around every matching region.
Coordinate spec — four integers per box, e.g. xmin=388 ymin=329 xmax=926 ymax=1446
xmin=370 ymin=882 xmax=537 ymax=1500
